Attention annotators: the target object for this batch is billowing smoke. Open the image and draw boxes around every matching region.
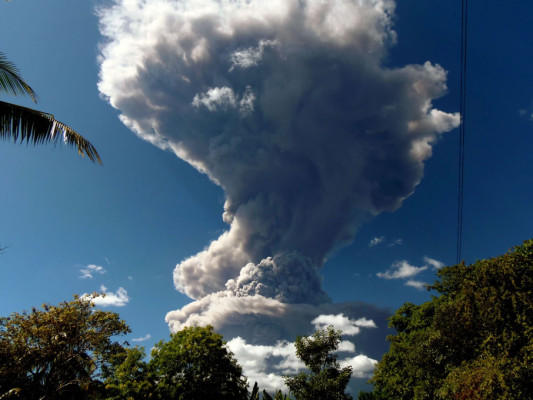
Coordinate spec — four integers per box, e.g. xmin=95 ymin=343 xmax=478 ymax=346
xmin=98 ymin=0 xmax=458 ymax=390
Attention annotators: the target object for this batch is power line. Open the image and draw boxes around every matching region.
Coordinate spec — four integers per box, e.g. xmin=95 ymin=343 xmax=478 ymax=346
xmin=457 ymin=0 xmax=468 ymax=264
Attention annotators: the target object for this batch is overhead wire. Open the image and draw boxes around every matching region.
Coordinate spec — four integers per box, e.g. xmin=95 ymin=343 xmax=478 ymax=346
xmin=456 ymin=0 xmax=468 ymax=264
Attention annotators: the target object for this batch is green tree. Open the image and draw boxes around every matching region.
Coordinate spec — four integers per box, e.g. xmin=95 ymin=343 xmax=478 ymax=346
xmin=249 ymin=382 xmax=260 ymax=400
xmin=369 ymin=239 xmax=533 ymax=400
xmin=0 ymin=52 xmax=101 ymax=163
xmin=275 ymin=392 xmax=291 ymax=400
xmin=249 ymin=381 xmax=290 ymax=400
xmin=101 ymin=346 xmax=154 ymax=400
xmin=0 ymin=294 xmax=130 ymax=399
xmin=149 ymin=325 xmax=248 ymax=400
xmin=263 ymin=390 xmax=291 ymax=400
xmin=284 ymin=326 xmax=353 ymax=400
xmin=357 ymin=391 xmax=384 ymax=400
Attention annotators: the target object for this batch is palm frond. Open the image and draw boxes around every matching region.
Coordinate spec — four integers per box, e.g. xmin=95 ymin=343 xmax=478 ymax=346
xmin=0 ymin=101 xmax=102 ymax=164
xmin=0 ymin=52 xmax=37 ymax=101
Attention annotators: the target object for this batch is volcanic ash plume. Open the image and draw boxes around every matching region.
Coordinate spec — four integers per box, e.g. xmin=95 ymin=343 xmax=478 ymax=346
xmin=98 ymin=0 xmax=459 ymax=336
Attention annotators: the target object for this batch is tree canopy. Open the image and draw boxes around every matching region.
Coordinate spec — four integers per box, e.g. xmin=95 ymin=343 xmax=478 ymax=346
xmin=1 ymin=300 xmax=249 ymax=400
xmin=101 ymin=346 xmax=153 ymax=400
xmin=0 ymin=294 xmax=130 ymax=400
xmin=149 ymin=325 xmax=249 ymax=400
xmin=3 ymin=239 xmax=531 ymax=400
xmin=0 ymin=51 xmax=101 ymax=163
xmin=369 ymin=239 xmax=533 ymax=400
xmin=285 ymin=325 xmax=353 ymax=400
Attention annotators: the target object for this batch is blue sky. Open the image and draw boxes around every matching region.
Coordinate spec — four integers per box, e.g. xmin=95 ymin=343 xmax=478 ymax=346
xmin=1 ymin=0 xmax=531 ymax=394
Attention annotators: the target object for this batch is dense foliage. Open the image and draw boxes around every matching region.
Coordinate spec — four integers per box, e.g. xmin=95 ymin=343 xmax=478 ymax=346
xmin=0 ymin=294 xmax=130 ymax=399
xmin=150 ymin=325 xmax=249 ymax=400
xmin=285 ymin=326 xmax=353 ymax=400
xmin=102 ymin=346 xmax=153 ymax=400
xmin=369 ymin=239 xmax=533 ymax=399
xmin=0 ymin=300 xmax=250 ymax=400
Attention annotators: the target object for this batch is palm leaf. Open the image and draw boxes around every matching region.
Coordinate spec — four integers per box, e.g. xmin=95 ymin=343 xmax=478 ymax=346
xmin=0 ymin=52 xmax=37 ymax=101
xmin=249 ymin=382 xmax=259 ymax=400
xmin=0 ymin=101 xmax=102 ymax=164
xmin=262 ymin=390 xmax=273 ymax=400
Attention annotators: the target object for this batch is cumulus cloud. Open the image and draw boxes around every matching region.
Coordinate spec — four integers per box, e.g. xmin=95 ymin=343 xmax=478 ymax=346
xmin=227 ymin=319 xmax=378 ymax=393
xmin=423 ymin=256 xmax=445 ymax=270
xmin=165 ymin=294 xmax=391 ymax=366
xmin=340 ymin=354 xmax=378 ymax=378
xmin=132 ymin=334 xmax=152 ymax=342
xmin=227 ymin=337 xmax=303 ymax=393
xmin=79 ymin=264 xmax=106 ymax=279
xmin=377 ymin=256 xmax=442 ymax=289
xmin=85 ymin=285 xmax=130 ymax=307
xmin=338 ymin=340 xmax=357 ymax=352
xmin=405 ymin=279 xmax=428 ymax=290
xmin=312 ymin=313 xmax=377 ymax=335
xmin=377 ymin=260 xmax=427 ymax=279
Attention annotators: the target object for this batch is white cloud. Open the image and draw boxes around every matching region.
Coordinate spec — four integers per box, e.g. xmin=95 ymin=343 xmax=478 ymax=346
xmin=79 ymin=264 xmax=106 ymax=279
xmin=85 ymin=285 xmax=130 ymax=307
xmin=165 ymin=293 xmax=391 ymax=354
xmin=132 ymin=334 xmax=152 ymax=342
xmin=312 ymin=313 xmax=377 ymax=335
xmin=166 ymin=293 xmax=391 ymax=395
xmin=227 ymin=337 xmax=300 ymax=393
xmin=377 ymin=257 xmax=441 ymax=289
xmin=353 ymin=317 xmax=378 ymax=328
xmin=339 ymin=354 xmax=378 ymax=378
xmin=369 ymin=236 xmax=385 ymax=247
xmin=338 ymin=340 xmax=356 ymax=352
xmin=227 ymin=334 xmax=375 ymax=393
xmin=377 ymin=260 xmax=427 ymax=280
xmin=405 ymin=280 xmax=428 ymax=290
xmin=423 ymin=256 xmax=445 ymax=270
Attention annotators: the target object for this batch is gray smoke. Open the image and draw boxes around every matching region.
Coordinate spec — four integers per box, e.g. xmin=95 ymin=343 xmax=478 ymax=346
xmin=98 ymin=1 xmax=458 ymax=391
xmin=226 ymin=252 xmax=330 ymax=305
xmin=98 ymin=0 xmax=458 ymax=304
